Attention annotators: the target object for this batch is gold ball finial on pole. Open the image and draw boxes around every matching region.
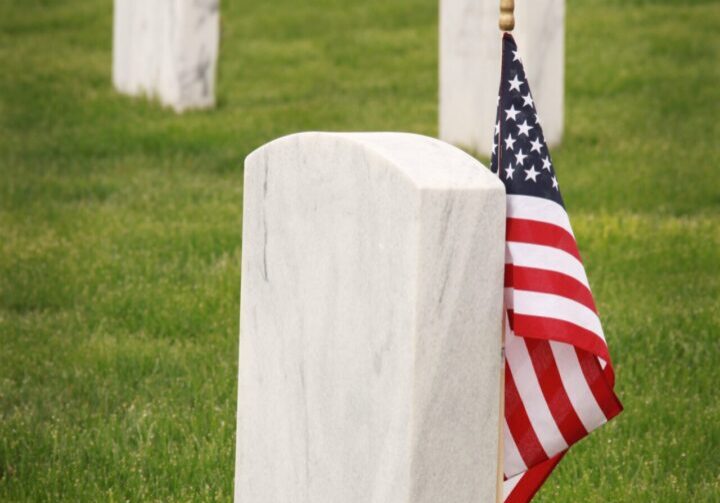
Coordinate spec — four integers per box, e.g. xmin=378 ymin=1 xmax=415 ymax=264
xmin=499 ymin=0 xmax=515 ymax=32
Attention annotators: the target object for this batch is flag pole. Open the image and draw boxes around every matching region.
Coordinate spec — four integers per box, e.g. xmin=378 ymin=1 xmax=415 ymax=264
xmin=496 ymin=4 xmax=514 ymax=502
xmin=495 ymin=315 xmax=507 ymax=503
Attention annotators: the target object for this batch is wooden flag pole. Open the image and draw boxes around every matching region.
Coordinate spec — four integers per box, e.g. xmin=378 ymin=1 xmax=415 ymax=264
xmin=497 ymin=3 xmax=514 ymax=501
xmin=495 ymin=314 xmax=507 ymax=503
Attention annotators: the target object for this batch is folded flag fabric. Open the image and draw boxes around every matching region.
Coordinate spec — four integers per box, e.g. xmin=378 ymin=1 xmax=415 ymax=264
xmin=490 ymin=33 xmax=623 ymax=503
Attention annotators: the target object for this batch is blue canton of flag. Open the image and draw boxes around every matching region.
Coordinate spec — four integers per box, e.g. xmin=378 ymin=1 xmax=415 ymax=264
xmin=490 ymin=37 xmax=562 ymax=207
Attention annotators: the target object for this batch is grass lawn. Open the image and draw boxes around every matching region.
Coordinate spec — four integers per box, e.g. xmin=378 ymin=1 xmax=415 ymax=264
xmin=1 ymin=0 xmax=718 ymax=501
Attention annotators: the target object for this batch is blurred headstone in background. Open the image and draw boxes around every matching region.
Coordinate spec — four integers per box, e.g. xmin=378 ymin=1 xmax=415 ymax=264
xmin=440 ymin=0 xmax=564 ymax=155
xmin=112 ymin=0 xmax=220 ymax=112
xmin=235 ymin=132 xmax=506 ymax=503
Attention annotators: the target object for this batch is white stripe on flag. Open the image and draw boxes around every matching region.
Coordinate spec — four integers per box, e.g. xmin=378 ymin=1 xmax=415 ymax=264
xmin=550 ymin=341 xmax=608 ymax=431
xmin=507 ymin=194 xmax=574 ymax=237
xmin=503 ymin=472 xmax=524 ymax=500
xmin=504 ymin=418 xmax=528 ymax=477
xmin=506 ymin=242 xmax=590 ymax=288
xmin=507 ymin=289 xmax=605 ymax=341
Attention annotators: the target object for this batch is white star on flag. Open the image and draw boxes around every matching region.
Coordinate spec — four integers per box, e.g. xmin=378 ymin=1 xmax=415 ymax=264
xmin=530 ymin=137 xmax=543 ymax=153
xmin=524 ymin=165 xmax=540 ymax=182
xmin=505 ymin=105 xmax=520 ymax=121
xmin=517 ymin=120 xmax=532 ymax=137
xmin=508 ymin=75 xmax=523 ymax=92
xmin=505 ymin=163 xmax=515 ymax=179
xmin=504 ymin=133 xmax=516 ymax=150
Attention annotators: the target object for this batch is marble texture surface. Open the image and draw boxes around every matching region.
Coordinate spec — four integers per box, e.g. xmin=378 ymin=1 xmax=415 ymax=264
xmin=112 ymin=0 xmax=220 ymax=112
xmin=440 ymin=0 xmax=564 ymax=154
xmin=235 ymin=132 xmax=506 ymax=503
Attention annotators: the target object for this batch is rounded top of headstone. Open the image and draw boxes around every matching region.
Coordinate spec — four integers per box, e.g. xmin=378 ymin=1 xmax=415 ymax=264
xmin=246 ymin=132 xmax=504 ymax=192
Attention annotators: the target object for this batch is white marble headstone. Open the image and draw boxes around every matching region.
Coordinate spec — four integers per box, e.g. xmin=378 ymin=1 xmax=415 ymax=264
xmin=235 ymin=132 xmax=506 ymax=503
xmin=440 ymin=0 xmax=564 ymax=154
xmin=112 ymin=0 xmax=220 ymax=112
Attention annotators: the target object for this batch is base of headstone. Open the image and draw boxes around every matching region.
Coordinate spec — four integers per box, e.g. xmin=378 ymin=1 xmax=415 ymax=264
xmin=235 ymin=132 xmax=506 ymax=502
xmin=112 ymin=0 xmax=220 ymax=112
xmin=440 ymin=0 xmax=564 ymax=155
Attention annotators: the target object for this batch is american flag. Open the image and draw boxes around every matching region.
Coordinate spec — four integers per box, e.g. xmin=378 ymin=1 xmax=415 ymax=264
xmin=490 ymin=34 xmax=623 ymax=502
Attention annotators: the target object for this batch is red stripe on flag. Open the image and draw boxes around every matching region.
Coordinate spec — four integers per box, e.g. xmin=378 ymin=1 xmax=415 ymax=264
xmin=524 ymin=338 xmax=589 ymax=445
xmin=603 ymin=363 xmax=616 ymax=389
xmin=505 ymin=452 xmax=566 ymax=503
xmin=505 ymin=265 xmax=597 ymax=313
xmin=576 ymin=348 xmax=623 ymax=421
xmin=512 ymin=313 xmax=611 ymax=365
xmin=506 ymin=218 xmax=582 ymax=262
xmin=504 ymin=363 xmax=549 ymax=468
xmin=507 ymin=309 xmax=516 ymax=331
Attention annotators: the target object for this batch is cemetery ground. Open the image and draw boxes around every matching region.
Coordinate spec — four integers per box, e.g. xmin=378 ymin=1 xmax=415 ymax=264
xmin=0 ymin=0 xmax=718 ymax=501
